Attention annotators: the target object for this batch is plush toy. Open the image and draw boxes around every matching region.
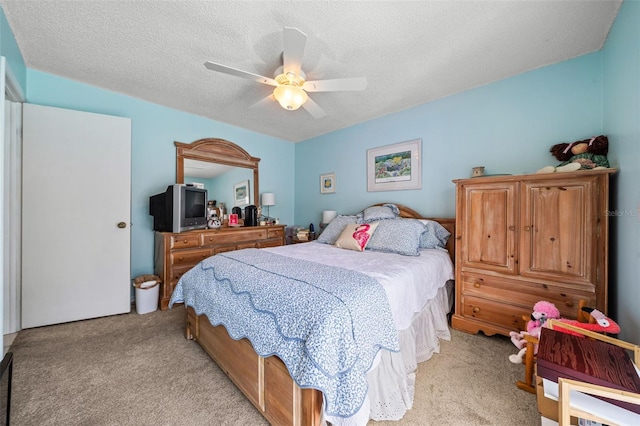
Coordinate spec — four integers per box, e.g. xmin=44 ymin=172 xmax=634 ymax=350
xmin=508 ymin=301 xmax=621 ymax=364
xmin=552 ymin=307 xmax=620 ymax=337
xmin=508 ymin=301 xmax=560 ymax=364
xmin=536 ymin=135 xmax=609 ymax=174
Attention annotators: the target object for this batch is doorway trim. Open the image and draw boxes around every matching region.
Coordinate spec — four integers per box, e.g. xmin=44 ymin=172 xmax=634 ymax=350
xmin=2 ymin=57 xmax=25 ymax=336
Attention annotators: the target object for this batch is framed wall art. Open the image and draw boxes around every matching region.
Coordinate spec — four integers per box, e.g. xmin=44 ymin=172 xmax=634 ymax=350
xmin=320 ymin=172 xmax=336 ymax=194
xmin=233 ymin=180 xmax=250 ymax=207
xmin=367 ymin=139 xmax=422 ymax=192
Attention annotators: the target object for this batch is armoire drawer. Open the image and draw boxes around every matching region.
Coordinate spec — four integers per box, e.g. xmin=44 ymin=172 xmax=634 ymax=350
xmin=460 ymin=272 xmax=593 ymax=319
xmin=460 ymin=295 xmax=528 ymax=332
xmin=171 ymin=248 xmax=214 ymax=266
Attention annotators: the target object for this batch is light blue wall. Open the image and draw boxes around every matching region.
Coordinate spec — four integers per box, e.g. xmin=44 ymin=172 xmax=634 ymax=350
xmin=602 ymin=0 xmax=640 ymax=344
xmin=25 ymin=70 xmax=295 ymax=278
xmin=295 ymin=52 xmax=603 ymax=226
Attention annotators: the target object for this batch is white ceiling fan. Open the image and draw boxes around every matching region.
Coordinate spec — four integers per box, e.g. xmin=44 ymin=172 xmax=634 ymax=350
xmin=204 ymin=27 xmax=367 ymax=119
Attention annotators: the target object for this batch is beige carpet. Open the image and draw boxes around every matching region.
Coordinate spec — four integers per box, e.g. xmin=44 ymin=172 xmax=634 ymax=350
xmin=8 ymin=307 xmax=541 ymax=425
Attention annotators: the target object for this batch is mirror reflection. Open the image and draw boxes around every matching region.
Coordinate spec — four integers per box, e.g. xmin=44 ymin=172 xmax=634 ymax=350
xmin=183 ymin=159 xmax=254 ymax=213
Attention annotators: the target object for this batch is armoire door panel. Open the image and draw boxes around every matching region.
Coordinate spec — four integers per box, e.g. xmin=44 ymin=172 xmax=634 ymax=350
xmin=462 ymin=183 xmax=517 ymax=274
xmin=520 ymin=179 xmax=595 ymax=284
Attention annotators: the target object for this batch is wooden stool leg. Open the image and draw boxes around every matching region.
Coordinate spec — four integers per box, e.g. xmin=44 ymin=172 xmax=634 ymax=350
xmin=516 ymin=339 xmax=537 ymax=394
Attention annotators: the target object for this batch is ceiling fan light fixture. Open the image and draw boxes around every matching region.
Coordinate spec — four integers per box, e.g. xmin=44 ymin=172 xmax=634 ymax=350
xmin=273 ymin=84 xmax=308 ymax=111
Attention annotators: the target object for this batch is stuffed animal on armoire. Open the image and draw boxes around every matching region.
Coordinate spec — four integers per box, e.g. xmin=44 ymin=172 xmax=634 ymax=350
xmin=536 ymin=135 xmax=610 ymax=174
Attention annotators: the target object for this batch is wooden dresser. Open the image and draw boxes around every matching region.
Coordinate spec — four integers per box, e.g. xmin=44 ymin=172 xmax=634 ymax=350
xmin=452 ymin=169 xmax=614 ymax=337
xmin=154 ymin=225 xmax=286 ymax=310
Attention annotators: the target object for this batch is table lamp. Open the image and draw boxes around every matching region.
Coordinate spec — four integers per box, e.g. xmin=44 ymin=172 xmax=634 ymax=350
xmin=261 ymin=192 xmax=275 ymax=220
xmin=321 ymin=210 xmax=337 ymax=229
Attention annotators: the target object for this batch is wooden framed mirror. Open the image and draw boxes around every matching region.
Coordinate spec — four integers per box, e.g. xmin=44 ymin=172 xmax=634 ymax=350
xmin=175 ymin=138 xmax=260 ymax=209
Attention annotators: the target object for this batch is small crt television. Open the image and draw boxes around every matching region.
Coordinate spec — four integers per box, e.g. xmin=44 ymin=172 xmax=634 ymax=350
xmin=149 ymin=184 xmax=208 ymax=233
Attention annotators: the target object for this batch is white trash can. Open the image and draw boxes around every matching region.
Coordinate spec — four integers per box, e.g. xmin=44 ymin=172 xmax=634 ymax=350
xmin=133 ymin=274 xmax=161 ymax=314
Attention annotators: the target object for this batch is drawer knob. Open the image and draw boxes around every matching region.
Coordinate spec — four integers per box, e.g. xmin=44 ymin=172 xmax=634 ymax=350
xmin=183 ymin=239 xmax=188 ymax=244
xmin=524 ymin=226 xmax=531 ymax=231
xmin=178 ymin=257 xmax=183 ymax=261
xmin=473 ymin=307 xmax=480 ymax=313
xmin=474 ymin=282 xmax=481 ymax=288
xmin=565 ymin=301 xmax=574 ymax=308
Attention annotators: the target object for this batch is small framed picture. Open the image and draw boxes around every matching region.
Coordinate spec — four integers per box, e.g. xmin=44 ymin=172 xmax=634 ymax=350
xmin=320 ymin=172 xmax=336 ymax=194
xmin=229 ymin=213 xmax=239 ymax=226
xmin=233 ymin=180 xmax=250 ymax=207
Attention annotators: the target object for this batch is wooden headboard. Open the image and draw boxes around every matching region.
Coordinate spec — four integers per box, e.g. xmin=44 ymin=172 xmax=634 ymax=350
xmin=370 ymin=203 xmax=455 ymax=263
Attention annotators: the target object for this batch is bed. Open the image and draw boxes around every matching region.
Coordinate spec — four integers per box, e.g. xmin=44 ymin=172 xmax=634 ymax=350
xmin=170 ymin=204 xmax=455 ymax=425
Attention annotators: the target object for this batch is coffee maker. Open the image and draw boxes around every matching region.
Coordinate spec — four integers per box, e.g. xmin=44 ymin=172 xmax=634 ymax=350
xmin=244 ymin=205 xmax=258 ymax=226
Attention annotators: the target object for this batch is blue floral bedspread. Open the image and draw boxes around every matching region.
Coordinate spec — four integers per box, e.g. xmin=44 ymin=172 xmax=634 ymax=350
xmin=169 ymin=248 xmax=399 ymax=418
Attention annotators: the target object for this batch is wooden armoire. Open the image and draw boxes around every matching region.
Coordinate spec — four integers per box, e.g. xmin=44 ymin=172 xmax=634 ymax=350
xmin=451 ymin=169 xmax=615 ymax=337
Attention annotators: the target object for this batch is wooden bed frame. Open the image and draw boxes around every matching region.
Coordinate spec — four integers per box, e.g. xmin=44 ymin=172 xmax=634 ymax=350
xmin=183 ymin=204 xmax=455 ymax=425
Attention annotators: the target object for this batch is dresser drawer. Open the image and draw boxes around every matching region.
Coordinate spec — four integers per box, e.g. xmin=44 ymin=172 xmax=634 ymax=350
xmin=267 ymin=228 xmax=284 ymax=239
xmin=257 ymin=239 xmax=283 ymax=249
xmin=237 ymin=242 xmax=258 ymax=250
xmin=170 ymin=234 xmax=200 ymax=249
xmin=460 ymin=295 xmax=528 ymax=332
xmin=170 ymin=248 xmax=213 ymax=266
xmin=460 ymin=272 xmax=592 ymax=319
xmin=201 ymin=229 xmax=267 ymax=245
xmin=214 ymin=245 xmax=238 ymax=254
xmin=169 ymin=264 xmax=195 ymax=283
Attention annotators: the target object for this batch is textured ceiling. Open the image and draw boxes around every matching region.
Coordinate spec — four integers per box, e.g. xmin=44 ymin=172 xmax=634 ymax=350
xmin=1 ymin=1 xmax=622 ymax=143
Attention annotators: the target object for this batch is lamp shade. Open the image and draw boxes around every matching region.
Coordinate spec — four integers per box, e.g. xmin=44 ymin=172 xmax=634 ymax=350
xmin=322 ymin=210 xmax=338 ymax=224
xmin=261 ymin=192 xmax=275 ymax=206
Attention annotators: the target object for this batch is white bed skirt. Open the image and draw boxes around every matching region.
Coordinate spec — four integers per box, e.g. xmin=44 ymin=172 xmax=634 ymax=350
xmin=324 ymin=280 xmax=454 ymax=425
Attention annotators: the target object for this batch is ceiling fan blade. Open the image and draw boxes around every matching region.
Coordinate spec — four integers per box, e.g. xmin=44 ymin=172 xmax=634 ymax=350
xmin=204 ymin=61 xmax=278 ymax=86
xmin=303 ymin=77 xmax=368 ymax=92
xmin=302 ymin=96 xmax=326 ymax=119
xmin=250 ymin=94 xmax=276 ymax=110
xmin=283 ymin=27 xmax=307 ymax=76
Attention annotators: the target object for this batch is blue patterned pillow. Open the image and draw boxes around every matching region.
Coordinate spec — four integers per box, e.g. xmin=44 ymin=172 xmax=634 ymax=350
xmin=419 ymin=220 xmax=451 ymax=249
xmin=365 ymin=218 xmax=425 ymax=256
xmin=361 ymin=204 xmax=400 ymax=223
xmin=316 ymin=215 xmax=358 ymax=245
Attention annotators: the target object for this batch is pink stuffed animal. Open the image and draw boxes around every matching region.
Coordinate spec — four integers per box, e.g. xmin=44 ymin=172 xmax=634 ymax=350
xmin=508 ymin=301 xmax=560 ymax=364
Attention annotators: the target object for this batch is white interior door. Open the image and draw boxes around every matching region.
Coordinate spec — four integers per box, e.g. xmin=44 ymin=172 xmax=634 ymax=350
xmin=22 ymin=103 xmax=131 ymax=328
